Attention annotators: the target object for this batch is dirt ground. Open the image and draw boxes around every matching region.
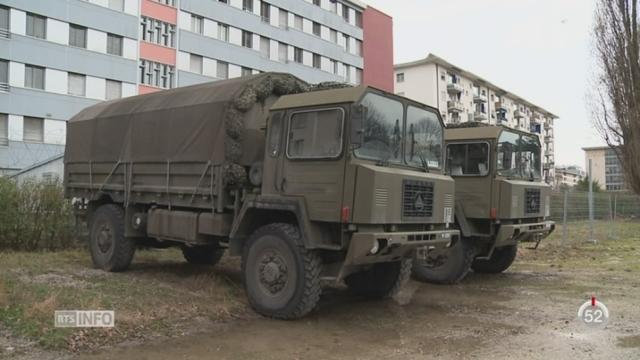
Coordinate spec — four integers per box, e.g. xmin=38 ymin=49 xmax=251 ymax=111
xmin=1 ymin=223 xmax=640 ymax=360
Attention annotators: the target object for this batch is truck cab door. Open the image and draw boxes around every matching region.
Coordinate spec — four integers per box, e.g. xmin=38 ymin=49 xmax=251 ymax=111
xmin=276 ymin=107 xmax=348 ymax=222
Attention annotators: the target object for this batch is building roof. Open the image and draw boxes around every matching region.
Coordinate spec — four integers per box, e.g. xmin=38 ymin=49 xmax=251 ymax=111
xmin=582 ymin=145 xmax=614 ymax=151
xmin=394 ymin=53 xmax=559 ymax=119
xmin=9 ymin=153 xmax=63 ymax=178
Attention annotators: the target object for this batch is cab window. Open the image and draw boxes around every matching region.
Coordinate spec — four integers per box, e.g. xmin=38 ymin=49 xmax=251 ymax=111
xmin=447 ymin=142 xmax=490 ymax=176
xmin=287 ymin=108 xmax=343 ymax=159
xmin=267 ymin=113 xmax=283 ymax=157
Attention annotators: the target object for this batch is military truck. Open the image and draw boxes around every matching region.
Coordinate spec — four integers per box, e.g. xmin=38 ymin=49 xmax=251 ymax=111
xmin=412 ymin=124 xmax=555 ymax=284
xmin=64 ymin=73 xmax=459 ymax=319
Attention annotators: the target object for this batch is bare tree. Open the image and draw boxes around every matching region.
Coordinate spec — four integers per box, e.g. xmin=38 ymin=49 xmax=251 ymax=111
xmin=593 ymin=0 xmax=640 ymax=194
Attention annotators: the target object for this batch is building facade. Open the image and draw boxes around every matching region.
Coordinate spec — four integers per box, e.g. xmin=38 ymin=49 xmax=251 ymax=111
xmin=394 ymin=54 xmax=558 ymax=184
xmin=554 ymin=165 xmax=585 ymax=188
xmin=583 ymin=146 xmax=626 ymax=191
xmin=0 ymin=0 xmax=393 ymax=176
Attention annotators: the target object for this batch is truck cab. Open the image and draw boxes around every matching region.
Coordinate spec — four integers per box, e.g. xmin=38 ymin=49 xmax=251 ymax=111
xmin=413 ymin=124 xmax=555 ymax=284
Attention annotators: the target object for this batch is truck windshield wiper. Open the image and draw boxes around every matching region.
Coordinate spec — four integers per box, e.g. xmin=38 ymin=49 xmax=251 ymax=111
xmin=418 ymin=153 xmax=430 ymax=173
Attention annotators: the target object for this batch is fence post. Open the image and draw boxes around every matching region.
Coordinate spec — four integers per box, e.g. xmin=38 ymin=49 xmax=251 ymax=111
xmin=588 ymin=159 xmax=596 ymax=243
xmin=613 ymin=194 xmax=618 ymax=240
xmin=561 ymin=190 xmax=568 ymax=246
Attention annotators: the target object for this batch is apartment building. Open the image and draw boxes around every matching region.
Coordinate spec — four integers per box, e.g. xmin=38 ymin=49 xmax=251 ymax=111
xmin=0 ymin=0 xmax=393 ymax=176
xmin=554 ymin=165 xmax=585 ymax=188
xmin=583 ymin=146 xmax=626 ymax=191
xmin=394 ymin=54 xmax=558 ymax=185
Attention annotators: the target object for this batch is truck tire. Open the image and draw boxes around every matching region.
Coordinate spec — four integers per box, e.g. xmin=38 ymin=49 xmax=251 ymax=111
xmin=89 ymin=204 xmax=136 ymax=272
xmin=412 ymin=237 xmax=475 ymax=284
xmin=182 ymin=245 xmax=225 ymax=266
xmin=471 ymin=245 xmax=518 ymax=274
xmin=344 ymin=258 xmax=412 ymax=299
xmin=242 ymin=223 xmax=322 ymax=319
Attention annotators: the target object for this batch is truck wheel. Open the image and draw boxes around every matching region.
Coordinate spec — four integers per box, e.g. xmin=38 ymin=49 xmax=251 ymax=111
xmin=242 ymin=223 xmax=322 ymax=319
xmin=412 ymin=237 xmax=475 ymax=284
xmin=471 ymin=245 xmax=518 ymax=274
xmin=182 ymin=245 xmax=225 ymax=266
xmin=89 ymin=204 xmax=136 ymax=272
xmin=344 ymin=258 xmax=412 ymax=299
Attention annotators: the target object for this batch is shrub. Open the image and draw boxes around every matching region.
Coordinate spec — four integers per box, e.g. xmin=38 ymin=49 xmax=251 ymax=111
xmin=0 ymin=177 xmax=79 ymax=251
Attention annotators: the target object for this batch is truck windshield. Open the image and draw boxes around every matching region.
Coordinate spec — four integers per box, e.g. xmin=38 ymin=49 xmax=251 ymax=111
xmin=496 ymin=130 xmax=542 ymax=180
xmin=405 ymin=106 xmax=442 ymax=169
xmin=353 ymin=93 xmax=404 ymax=164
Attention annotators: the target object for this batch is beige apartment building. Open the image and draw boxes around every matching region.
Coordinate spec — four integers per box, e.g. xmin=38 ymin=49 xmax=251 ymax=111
xmin=583 ymin=146 xmax=626 ymax=191
xmin=394 ymin=54 xmax=558 ymax=184
xmin=554 ymin=165 xmax=585 ymax=188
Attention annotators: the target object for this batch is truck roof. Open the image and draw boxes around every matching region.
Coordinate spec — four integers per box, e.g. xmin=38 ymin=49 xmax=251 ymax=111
xmin=444 ymin=124 xmax=534 ymax=141
xmin=270 ymin=85 xmax=368 ymax=111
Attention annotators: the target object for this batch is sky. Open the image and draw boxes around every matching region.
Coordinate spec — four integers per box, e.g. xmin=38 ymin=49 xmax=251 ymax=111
xmin=363 ymin=0 xmax=600 ymax=168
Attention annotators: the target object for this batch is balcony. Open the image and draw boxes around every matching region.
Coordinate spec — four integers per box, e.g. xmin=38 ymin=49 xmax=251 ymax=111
xmin=447 ymin=100 xmax=464 ymax=113
xmin=495 ymin=101 xmax=507 ymax=112
xmin=515 ymin=110 xmax=526 ymax=118
xmin=544 ymin=135 xmax=553 ymax=143
xmin=473 ymin=94 xmax=487 ymax=103
xmin=531 ymin=115 xmax=542 ymax=124
xmin=545 ymin=150 xmax=554 ymax=157
xmin=474 ymin=111 xmax=488 ymax=121
xmin=544 ymin=122 xmax=551 ymax=129
xmin=447 ymin=83 xmax=463 ymax=94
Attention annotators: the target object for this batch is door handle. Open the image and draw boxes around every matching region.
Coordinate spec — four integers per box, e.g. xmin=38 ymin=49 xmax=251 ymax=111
xmin=280 ymin=177 xmax=287 ymax=192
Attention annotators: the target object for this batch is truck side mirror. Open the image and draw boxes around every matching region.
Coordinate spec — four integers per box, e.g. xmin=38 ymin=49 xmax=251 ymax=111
xmin=350 ymin=104 xmax=366 ymax=148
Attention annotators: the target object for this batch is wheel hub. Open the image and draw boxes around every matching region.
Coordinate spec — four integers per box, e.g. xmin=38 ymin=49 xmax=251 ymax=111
xmin=97 ymin=224 xmax=113 ymax=253
xmin=258 ymin=253 xmax=288 ymax=294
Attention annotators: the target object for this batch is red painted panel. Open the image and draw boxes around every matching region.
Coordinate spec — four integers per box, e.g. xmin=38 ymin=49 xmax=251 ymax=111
xmin=140 ymin=41 xmax=176 ymax=66
xmin=362 ymin=6 xmax=394 ymax=93
xmin=141 ymin=0 xmax=177 ymax=24
xmin=138 ymin=85 xmax=161 ymax=94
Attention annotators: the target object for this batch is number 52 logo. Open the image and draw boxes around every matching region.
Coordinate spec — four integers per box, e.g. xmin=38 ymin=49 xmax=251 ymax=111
xmin=577 ymin=296 xmax=609 ymax=328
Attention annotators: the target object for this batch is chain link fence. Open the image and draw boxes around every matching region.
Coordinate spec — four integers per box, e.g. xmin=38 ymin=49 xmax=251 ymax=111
xmin=549 ymin=190 xmax=640 ymax=245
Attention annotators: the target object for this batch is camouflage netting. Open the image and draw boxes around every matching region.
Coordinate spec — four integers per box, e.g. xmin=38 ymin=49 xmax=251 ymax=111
xmin=445 ymin=122 xmax=491 ymax=129
xmin=222 ymin=74 xmax=311 ymax=186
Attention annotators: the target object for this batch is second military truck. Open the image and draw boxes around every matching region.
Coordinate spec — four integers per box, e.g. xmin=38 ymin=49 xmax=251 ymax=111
xmin=412 ymin=124 xmax=555 ymax=284
xmin=64 ymin=73 xmax=459 ymax=319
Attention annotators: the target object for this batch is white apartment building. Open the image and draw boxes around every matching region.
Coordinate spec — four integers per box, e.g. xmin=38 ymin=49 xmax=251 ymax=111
xmin=554 ymin=165 xmax=585 ymax=188
xmin=394 ymin=54 xmax=558 ymax=184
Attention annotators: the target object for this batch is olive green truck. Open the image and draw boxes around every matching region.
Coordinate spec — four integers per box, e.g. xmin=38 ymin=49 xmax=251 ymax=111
xmin=64 ymin=73 xmax=459 ymax=319
xmin=412 ymin=125 xmax=555 ymax=284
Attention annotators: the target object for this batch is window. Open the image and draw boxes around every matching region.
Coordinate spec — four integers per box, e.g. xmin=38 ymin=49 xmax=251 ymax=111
xmin=0 ymin=59 xmax=7 ymax=86
xmin=24 ymin=65 xmax=45 ymax=90
xmin=294 ymin=15 xmax=303 ymax=31
xmin=267 ymin=113 xmax=283 ymax=157
xmin=152 ymin=0 xmax=175 ymax=5
xmin=191 ymin=14 xmax=204 ymax=34
xmin=355 ymin=39 xmax=363 ymax=56
xmin=496 ymin=131 xmax=541 ymax=180
xmin=312 ymin=22 xmax=321 ymax=36
xmin=355 ymin=68 xmax=363 ymax=84
xmin=342 ymin=5 xmax=350 ymax=22
xmin=260 ymin=1 xmax=270 ymax=22
xmin=0 ymin=113 xmax=7 ymax=146
xmin=354 ymin=93 xmax=404 ymax=163
xmin=190 ymin=54 xmax=203 ymax=74
xmin=107 ymin=33 xmax=123 ymax=56
xmin=243 ymin=0 xmax=253 ymax=12
xmin=242 ymin=30 xmax=253 ymax=48
xmin=396 ymin=73 xmax=405 ymax=83
xmin=139 ymin=60 xmax=174 ymax=88
xmin=344 ymin=63 xmax=351 ymax=83
xmin=313 ymin=53 xmax=321 ymax=69
xmin=279 ymin=9 xmax=288 ymax=28
xmin=217 ymin=61 xmax=228 ymax=79
xmin=447 ymin=143 xmax=489 ymax=176
xmin=355 ymin=11 xmax=363 ymax=28
xmin=278 ymin=42 xmax=288 ymax=62
xmin=141 ymin=17 xmax=176 ymax=47
xmin=218 ymin=0 xmax=228 ymax=3
xmin=343 ymin=34 xmax=350 ymax=53
xmin=260 ymin=36 xmax=270 ymax=58
xmin=68 ymin=73 xmax=86 ymax=96
xmin=69 ymin=24 xmax=87 ymax=48
xmin=106 ymin=79 xmax=121 ymax=100
xmin=26 ymin=13 xmax=46 ymax=39
xmin=405 ymin=106 xmax=443 ymax=169
xmin=241 ymin=67 xmax=252 ymax=77
xmin=218 ymin=23 xmax=229 ymax=41
xmin=108 ymin=0 xmax=125 ymax=11
xmin=287 ymin=109 xmax=344 ymax=159
xmin=294 ymin=47 xmax=303 ymax=63
xmin=330 ymin=29 xmax=337 ymax=43
xmin=0 ymin=6 xmax=9 ymax=33
xmin=313 ymin=0 xmax=321 ymax=6
xmin=23 ymin=117 xmax=44 ymax=143
xmin=330 ymin=1 xmax=337 ymax=13
xmin=331 ymin=59 xmax=338 ymax=74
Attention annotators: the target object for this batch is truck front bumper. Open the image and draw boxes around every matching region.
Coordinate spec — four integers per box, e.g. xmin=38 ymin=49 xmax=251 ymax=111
xmin=343 ymin=229 xmax=460 ymax=267
xmin=495 ymin=220 xmax=555 ymax=247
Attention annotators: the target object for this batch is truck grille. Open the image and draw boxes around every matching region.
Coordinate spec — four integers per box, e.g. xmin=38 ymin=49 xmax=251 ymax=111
xmin=402 ymin=180 xmax=434 ymax=218
xmin=525 ymin=188 xmax=541 ymax=214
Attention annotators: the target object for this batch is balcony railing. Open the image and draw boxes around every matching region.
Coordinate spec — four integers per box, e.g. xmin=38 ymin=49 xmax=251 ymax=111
xmin=494 ymin=102 xmax=507 ymax=112
xmin=473 ymin=94 xmax=487 ymax=103
xmin=515 ymin=110 xmax=526 ymax=118
xmin=0 ymin=28 xmax=9 ymax=39
xmin=447 ymin=100 xmax=464 ymax=113
xmin=447 ymin=83 xmax=463 ymax=94
xmin=473 ymin=112 xmax=488 ymax=121
xmin=0 ymin=83 xmax=9 ymax=93
xmin=544 ymin=135 xmax=553 ymax=143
